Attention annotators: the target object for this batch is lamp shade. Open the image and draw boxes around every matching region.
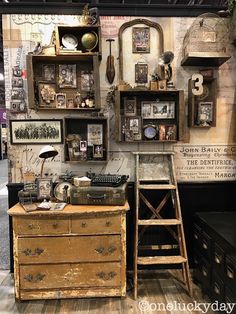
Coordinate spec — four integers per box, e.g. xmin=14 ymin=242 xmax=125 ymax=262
xmin=39 ymin=145 xmax=58 ymax=159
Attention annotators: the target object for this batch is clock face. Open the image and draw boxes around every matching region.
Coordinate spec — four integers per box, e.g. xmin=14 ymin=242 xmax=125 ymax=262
xmin=144 ymin=126 xmax=157 ymax=139
xmin=62 ymin=34 xmax=78 ymax=49
xmin=54 ymin=182 xmax=72 ymax=201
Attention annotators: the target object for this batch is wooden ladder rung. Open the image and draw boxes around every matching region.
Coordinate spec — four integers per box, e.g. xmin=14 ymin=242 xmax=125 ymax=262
xmin=139 ymin=244 xmax=179 ymax=250
xmin=138 ymin=184 xmax=176 ymax=190
xmin=137 ymin=255 xmax=187 ymax=265
xmin=138 ymin=219 xmax=181 ymax=226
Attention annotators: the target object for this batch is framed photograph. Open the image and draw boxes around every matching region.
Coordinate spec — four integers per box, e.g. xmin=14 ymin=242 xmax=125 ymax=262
xmin=11 ymin=88 xmax=25 ymax=100
xmin=135 ymin=63 xmax=148 ymax=84
xmin=125 ymin=116 xmax=142 ymax=141
xmin=12 ymin=77 xmax=23 ymax=88
xmin=81 ymin=71 xmax=94 ymax=91
xmin=197 ymin=101 xmax=213 ymax=126
xmin=124 ymin=97 xmax=137 ymax=116
xmin=12 ymin=66 xmax=22 ymax=77
xmin=58 ymin=64 xmax=77 ymax=88
xmin=93 ymin=144 xmax=103 ymax=158
xmin=10 ymin=119 xmax=63 ymax=144
xmin=42 ymin=64 xmax=55 ymax=82
xmin=56 ymin=93 xmax=66 ymax=109
xmin=66 ymin=134 xmax=81 ymax=161
xmin=67 ymin=98 xmax=74 ymax=109
xmin=87 ymin=124 xmax=103 ymax=146
xmin=132 ymin=27 xmax=150 ymax=53
xmin=38 ymin=82 xmax=56 ymax=107
xmin=158 ymin=124 xmax=177 ymax=141
xmin=10 ymin=100 xmax=27 ymax=113
xmin=152 ymin=101 xmax=175 ymax=119
xmin=165 ymin=124 xmax=177 ymax=140
xmin=74 ymin=93 xmax=81 ymax=107
xmin=141 ymin=102 xmax=152 ymax=118
xmin=37 ymin=178 xmax=52 ymax=200
xmin=80 ymin=140 xmax=87 ymax=152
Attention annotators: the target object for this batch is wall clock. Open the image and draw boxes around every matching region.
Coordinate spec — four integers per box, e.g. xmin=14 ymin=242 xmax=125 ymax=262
xmin=143 ymin=125 xmax=157 ymax=139
xmin=54 ymin=182 xmax=73 ymax=202
xmin=62 ymin=34 xmax=78 ymax=49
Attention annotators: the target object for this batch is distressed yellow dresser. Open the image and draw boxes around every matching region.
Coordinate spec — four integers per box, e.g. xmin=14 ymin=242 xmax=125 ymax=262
xmin=8 ymin=202 xmax=129 ymax=300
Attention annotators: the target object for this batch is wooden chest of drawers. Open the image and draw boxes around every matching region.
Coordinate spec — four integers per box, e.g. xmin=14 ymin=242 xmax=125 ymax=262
xmin=8 ymin=203 xmax=129 ymax=300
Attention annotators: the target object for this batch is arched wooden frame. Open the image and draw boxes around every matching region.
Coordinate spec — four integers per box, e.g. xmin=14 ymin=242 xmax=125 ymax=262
xmin=118 ymin=18 xmax=164 ymax=82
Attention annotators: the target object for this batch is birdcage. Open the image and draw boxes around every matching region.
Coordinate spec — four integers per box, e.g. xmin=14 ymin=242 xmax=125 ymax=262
xmin=181 ymin=13 xmax=231 ymax=66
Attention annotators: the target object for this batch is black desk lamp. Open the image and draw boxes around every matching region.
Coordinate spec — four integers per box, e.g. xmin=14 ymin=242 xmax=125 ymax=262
xmin=39 ymin=145 xmax=58 ymax=177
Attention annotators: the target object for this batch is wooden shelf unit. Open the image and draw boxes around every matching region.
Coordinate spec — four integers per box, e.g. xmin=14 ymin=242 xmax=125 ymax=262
xmin=115 ymin=89 xmax=188 ymax=143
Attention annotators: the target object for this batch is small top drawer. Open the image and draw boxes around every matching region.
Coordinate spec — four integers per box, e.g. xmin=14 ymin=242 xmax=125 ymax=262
xmin=200 ymin=231 xmax=211 ymax=259
xmin=225 ymin=254 xmax=236 ymax=293
xmin=13 ymin=216 xmax=69 ymax=235
xmin=71 ymin=214 xmax=121 ymax=234
xmin=212 ymin=243 xmax=225 ymax=276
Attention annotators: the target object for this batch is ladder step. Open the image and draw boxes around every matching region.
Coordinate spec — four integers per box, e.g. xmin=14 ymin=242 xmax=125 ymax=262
xmin=138 ymin=219 xmax=181 ymax=226
xmin=139 ymin=184 xmax=176 ymax=190
xmin=137 ymin=256 xmax=187 ymax=265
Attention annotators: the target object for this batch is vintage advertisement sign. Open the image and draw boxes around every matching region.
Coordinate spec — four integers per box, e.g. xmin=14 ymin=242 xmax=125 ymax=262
xmin=174 ymin=144 xmax=236 ymax=182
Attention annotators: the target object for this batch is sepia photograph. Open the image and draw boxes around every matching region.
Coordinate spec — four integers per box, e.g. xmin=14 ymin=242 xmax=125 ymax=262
xmin=42 ymin=64 xmax=55 ymax=81
xmin=37 ymin=178 xmax=52 ymax=200
xmin=197 ymin=101 xmax=213 ymax=126
xmin=67 ymin=98 xmax=74 ymax=109
xmin=152 ymin=101 xmax=175 ymax=119
xmin=132 ymin=27 xmax=150 ymax=53
xmin=10 ymin=101 xmax=27 ymax=113
xmin=10 ymin=119 xmax=63 ymax=144
xmin=58 ymin=64 xmax=77 ymax=88
xmin=141 ymin=102 xmax=152 ymax=118
xmin=135 ymin=63 xmax=148 ymax=84
xmin=81 ymin=70 xmax=94 ymax=91
xmin=87 ymin=124 xmax=103 ymax=146
xmin=56 ymin=93 xmax=66 ymax=108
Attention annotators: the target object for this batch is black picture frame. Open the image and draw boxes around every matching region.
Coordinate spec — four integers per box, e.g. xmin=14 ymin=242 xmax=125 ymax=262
xmin=135 ymin=63 xmax=148 ymax=84
xmin=10 ymin=119 xmax=63 ymax=144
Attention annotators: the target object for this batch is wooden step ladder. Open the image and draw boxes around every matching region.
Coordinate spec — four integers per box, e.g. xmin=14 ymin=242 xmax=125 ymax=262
xmin=133 ymin=152 xmax=192 ymax=299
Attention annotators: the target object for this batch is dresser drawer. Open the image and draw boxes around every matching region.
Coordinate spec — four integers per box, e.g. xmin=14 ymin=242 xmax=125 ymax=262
xmin=211 ymin=272 xmax=224 ymax=303
xmin=13 ymin=217 xmax=69 ymax=235
xmin=212 ymin=243 xmax=224 ymax=277
xmin=18 ymin=235 xmax=121 ymax=263
xmin=20 ymin=262 xmax=121 ymax=290
xmin=225 ymin=255 xmax=236 ymax=293
xmin=71 ymin=214 xmax=121 ymax=234
xmin=200 ymin=231 xmax=211 ymax=259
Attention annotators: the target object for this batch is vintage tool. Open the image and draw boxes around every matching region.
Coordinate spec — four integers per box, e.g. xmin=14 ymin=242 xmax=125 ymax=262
xmin=106 ymin=39 xmax=115 ymax=84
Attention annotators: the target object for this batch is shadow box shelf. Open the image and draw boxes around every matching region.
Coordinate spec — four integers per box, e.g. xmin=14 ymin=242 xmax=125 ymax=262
xmin=27 ymin=54 xmax=100 ymax=111
xmin=115 ymin=89 xmax=187 ymax=143
xmin=64 ymin=116 xmax=108 ymax=163
xmin=188 ymin=77 xmax=216 ymax=128
xmin=55 ymin=25 xmax=102 ymax=59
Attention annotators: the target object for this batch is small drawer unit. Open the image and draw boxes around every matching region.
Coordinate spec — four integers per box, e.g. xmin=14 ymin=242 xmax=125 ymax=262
xmin=8 ymin=202 xmax=129 ymax=300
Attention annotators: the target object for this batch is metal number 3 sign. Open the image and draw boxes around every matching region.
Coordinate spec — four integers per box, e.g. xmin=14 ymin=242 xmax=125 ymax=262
xmin=191 ymin=73 xmax=203 ymax=96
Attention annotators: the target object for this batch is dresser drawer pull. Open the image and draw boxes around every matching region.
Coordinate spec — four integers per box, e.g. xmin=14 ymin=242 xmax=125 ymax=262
xmin=95 ymin=246 xmax=117 ymax=255
xmin=24 ymin=273 xmax=45 ymax=283
xmin=96 ymin=271 xmax=117 ymax=281
xmin=202 ymin=268 xmax=208 ymax=277
xmin=105 ymin=221 xmax=111 ymax=227
xmin=214 ymin=254 xmax=222 ymax=264
xmin=194 ymin=233 xmax=198 ymax=240
xmin=81 ymin=222 xmax=87 ymax=228
xmin=23 ymin=248 xmax=44 ymax=256
xmin=52 ymin=223 xmax=59 ymax=229
xmin=202 ymin=241 xmax=208 ymax=250
xmin=28 ymin=223 xmax=36 ymax=230
xmin=227 ymin=266 xmax=234 ymax=279
xmin=214 ymin=283 xmax=220 ymax=295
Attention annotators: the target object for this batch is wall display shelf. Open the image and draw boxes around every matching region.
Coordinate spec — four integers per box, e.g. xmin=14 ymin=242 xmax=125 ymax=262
xmin=64 ymin=116 xmax=108 ymax=163
xmin=188 ymin=77 xmax=216 ymax=128
xmin=27 ymin=54 xmax=100 ymax=111
xmin=181 ymin=52 xmax=231 ymax=67
xmin=55 ymin=25 xmax=102 ymax=58
xmin=115 ymin=89 xmax=187 ymax=143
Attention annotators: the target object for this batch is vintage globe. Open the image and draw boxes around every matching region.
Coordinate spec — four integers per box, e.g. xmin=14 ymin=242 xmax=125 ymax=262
xmin=81 ymin=32 xmax=98 ymax=52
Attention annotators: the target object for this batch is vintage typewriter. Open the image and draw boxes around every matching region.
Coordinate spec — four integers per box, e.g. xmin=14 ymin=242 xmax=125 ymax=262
xmin=89 ymin=173 xmax=129 ymax=187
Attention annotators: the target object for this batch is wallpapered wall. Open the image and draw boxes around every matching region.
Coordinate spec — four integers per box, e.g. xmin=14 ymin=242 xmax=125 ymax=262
xmin=2 ymin=14 xmax=236 ymax=183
